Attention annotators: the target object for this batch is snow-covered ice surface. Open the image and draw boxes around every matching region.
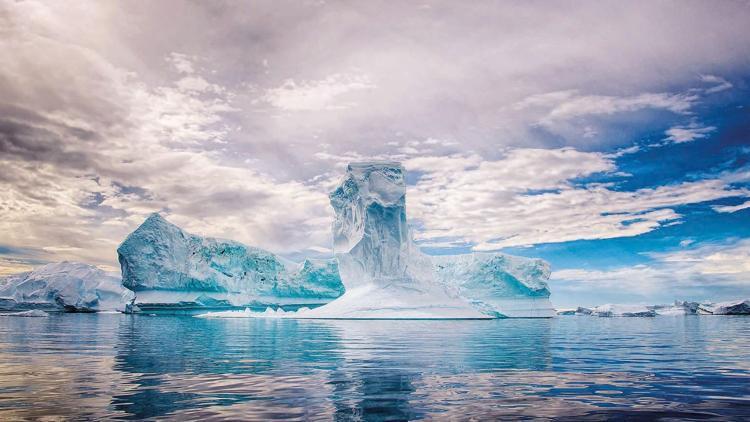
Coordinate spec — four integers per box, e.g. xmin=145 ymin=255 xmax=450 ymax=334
xmin=0 ymin=262 xmax=133 ymax=312
xmin=198 ymin=161 xmax=554 ymax=320
xmin=118 ymin=214 xmax=344 ymax=311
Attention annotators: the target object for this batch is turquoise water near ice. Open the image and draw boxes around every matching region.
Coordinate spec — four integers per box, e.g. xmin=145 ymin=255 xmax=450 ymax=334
xmin=0 ymin=314 xmax=748 ymax=420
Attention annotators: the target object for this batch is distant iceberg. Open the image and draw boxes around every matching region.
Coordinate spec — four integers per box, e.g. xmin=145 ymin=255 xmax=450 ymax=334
xmin=650 ymin=301 xmax=701 ymax=316
xmin=199 ymin=161 xmax=555 ymax=319
xmin=698 ymin=299 xmax=750 ymax=315
xmin=0 ymin=262 xmax=133 ymax=312
xmin=591 ymin=304 xmax=656 ymax=317
xmin=118 ymin=213 xmax=344 ymax=312
xmin=561 ymin=300 xmax=750 ymax=317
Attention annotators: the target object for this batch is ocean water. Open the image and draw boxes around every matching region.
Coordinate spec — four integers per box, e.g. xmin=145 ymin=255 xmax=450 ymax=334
xmin=0 ymin=314 xmax=748 ymax=421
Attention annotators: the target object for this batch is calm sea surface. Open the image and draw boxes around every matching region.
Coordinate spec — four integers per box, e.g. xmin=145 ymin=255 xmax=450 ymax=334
xmin=0 ymin=314 xmax=748 ymax=421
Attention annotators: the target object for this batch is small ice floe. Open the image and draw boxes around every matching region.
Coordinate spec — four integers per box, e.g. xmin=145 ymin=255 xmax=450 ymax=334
xmin=3 ymin=309 xmax=49 ymax=317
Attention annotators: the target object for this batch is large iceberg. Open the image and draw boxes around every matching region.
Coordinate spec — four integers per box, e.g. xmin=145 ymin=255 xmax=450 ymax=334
xmin=299 ymin=161 xmax=488 ymax=319
xmin=117 ymin=213 xmax=344 ymax=312
xmin=0 ymin=262 xmax=133 ymax=312
xmin=202 ymin=161 xmax=554 ymax=319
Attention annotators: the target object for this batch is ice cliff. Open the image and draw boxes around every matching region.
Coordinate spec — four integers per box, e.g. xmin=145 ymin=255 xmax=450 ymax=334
xmin=202 ymin=161 xmax=554 ymax=319
xmin=117 ymin=214 xmax=344 ymax=311
xmin=0 ymin=262 xmax=133 ymax=312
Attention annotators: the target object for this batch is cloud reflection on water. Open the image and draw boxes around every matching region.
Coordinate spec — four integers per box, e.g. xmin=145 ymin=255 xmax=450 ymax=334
xmin=0 ymin=315 xmax=748 ymax=420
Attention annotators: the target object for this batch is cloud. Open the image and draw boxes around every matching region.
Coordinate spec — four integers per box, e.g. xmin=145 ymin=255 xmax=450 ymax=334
xmin=663 ymin=122 xmax=716 ymax=143
xmin=405 ymin=152 xmax=750 ymax=249
xmin=679 ymin=239 xmax=695 ymax=247
xmin=712 ymin=200 xmax=750 ymax=213
xmin=0 ymin=5 xmax=334 ymax=272
xmin=511 ymin=89 xmax=703 ymax=144
xmin=2 ymin=0 xmax=750 ymax=278
xmin=700 ymin=74 xmax=733 ymax=94
xmin=167 ymin=52 xmax=196 ymax=75
xmin=517 ymin=90 xmax=697 ymax=122
xmin=175 ymin=76 xmax=224 ymax=94
xmin=260 ymin=74 xmax=375 ymax=111
xmin=552 ymin=239 xmax=750 ymax=304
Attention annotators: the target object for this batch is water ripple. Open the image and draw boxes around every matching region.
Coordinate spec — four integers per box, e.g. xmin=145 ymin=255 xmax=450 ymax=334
xmin=0 ymin=314 xmax=748 ymax=420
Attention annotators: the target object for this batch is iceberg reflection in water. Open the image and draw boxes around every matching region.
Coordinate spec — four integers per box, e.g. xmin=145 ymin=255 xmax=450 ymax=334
xmin=0 ymin=315 xmax=749 ymax=420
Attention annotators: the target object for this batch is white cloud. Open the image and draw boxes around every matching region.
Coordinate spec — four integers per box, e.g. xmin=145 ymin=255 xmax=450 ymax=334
xmin=663 ymin=122 xmax=716 ymax=143
xmin=700 ymin=74 xmax=733 ymax=94
xmin=175 ymin=76 xmax=224 ymax=94
xmin=260 ymin=74 xmax=375 ymax=111
xmin=712 ymin=200 xmax=750 ymax=213
xmin=679 ymin=239 xmax=695 ymax=247
xmin=167 ymin=52 xmax=196 ymax=74
xmin=0 ymin=11 xmax=333 ymax=272
xmin=553 ymin=239 xmax=750 ymax=303
xmin=516 ymin=90 xmax=698 ymax=125
xmin=405 ymin=152 xmax=750 ymax=249
xmin=2 ymin=0 xmax=750 ymax=278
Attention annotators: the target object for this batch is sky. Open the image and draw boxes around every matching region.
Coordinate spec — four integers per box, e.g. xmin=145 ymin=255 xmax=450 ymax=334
xmin=1 ymin=0 xmax=750 ymax=307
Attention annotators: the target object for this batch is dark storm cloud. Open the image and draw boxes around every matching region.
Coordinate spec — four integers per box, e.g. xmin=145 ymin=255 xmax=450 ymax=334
xmin=0 ymin=114 xmax=93 ymax=169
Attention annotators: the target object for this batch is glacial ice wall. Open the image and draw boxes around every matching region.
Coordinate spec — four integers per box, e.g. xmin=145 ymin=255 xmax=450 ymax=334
xmin=0 ymin=262 xmax=133 ymax=312
xmin=117 ymin=214 xmax=344 ymax=310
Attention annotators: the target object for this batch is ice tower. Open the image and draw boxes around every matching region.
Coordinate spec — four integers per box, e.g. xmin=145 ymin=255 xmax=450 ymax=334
xmin=304 ymin=162 xmax=490 ymax=318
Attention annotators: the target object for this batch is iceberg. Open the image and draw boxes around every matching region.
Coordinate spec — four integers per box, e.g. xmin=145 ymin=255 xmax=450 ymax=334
xmin=202 ymin=161 xmax=554 ymax=319
xmin=564 ymin=300 xmax=749 ymax=317
xmin=0 ymin=262 xmax=133 ymax=312
xmin=117 ymin=213 xmax=344 ymax=312
xmin=432 ymin=253 xmax=554 ymax=318
xmin=652 ymin=301 xmax=701 ymax=316
xmin=295 ymin=162 xmax=488 ymax=319
xmin=697 ymin=299 xmax=750 ymax=315
xmin=591 ymin=304 xmax=656 ymax=317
